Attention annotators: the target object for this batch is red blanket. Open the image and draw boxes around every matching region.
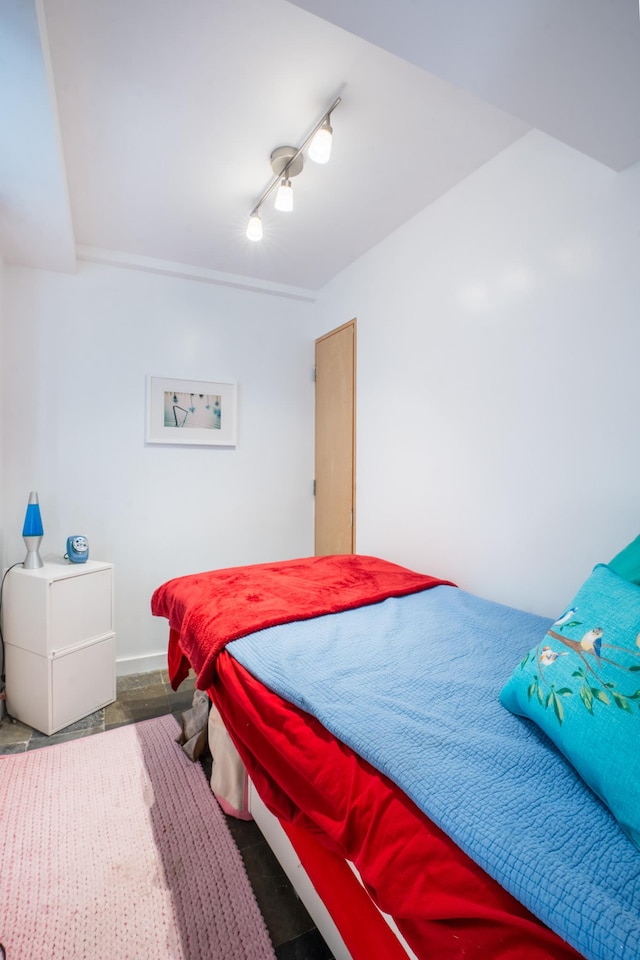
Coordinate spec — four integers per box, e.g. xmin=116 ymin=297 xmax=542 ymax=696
xmin=151 ymin=554 xmax=451 ymax=691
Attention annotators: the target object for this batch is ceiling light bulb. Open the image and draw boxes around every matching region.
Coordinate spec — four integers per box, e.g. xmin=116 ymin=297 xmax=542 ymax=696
xmin=274 ymin=177 xmax=293 ymax=212
xmin=246 ymin=212 xmax=263 ymax=241
xmin=308 ymin=121 xmax=333 ymax=164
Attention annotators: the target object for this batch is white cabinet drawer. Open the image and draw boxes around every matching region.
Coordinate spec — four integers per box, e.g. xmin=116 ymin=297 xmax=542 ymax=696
xmin=50 ymin=569 xmax=113 ymax=653
xmin=3 ymin=560 xmax=114 ymax=657
xmin=52 ymin=635 xmax=116 ymax=732
xmin=5 ymin=635 xmax=116 ymax=735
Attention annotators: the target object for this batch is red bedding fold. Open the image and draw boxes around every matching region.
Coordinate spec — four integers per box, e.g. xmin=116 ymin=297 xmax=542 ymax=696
xmin=211 ymin=651 xmax=582 ymax=960
xmin=280 ymin=819 xmax=413 ymax=960
xmin=152 ymin=554 xmax=451 ymax=691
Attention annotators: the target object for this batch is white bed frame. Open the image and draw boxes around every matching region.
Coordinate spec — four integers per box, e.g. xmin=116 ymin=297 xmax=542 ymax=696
xmin=207 ymin=697 xmax=417 ymax=958
xmin=247 ymin=778 xmax=418 ymax=960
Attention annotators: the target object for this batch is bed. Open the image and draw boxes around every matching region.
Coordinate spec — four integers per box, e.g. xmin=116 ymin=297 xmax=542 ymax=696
xmin=151 ymin=553 xmax=640 ymax=960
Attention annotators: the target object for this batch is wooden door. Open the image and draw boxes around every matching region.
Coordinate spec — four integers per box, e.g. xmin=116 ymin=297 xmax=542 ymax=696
xmin=314 ymin=319 xmax=356 ymax=555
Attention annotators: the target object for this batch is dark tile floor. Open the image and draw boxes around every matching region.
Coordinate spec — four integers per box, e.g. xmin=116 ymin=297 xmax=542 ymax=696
xmin=0 ymin=671 xmax=334 ymax=960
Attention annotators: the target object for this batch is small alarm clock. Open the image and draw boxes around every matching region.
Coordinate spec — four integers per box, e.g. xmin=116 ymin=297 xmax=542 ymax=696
xmin=66 ymin=535 xmax=89 ymax=563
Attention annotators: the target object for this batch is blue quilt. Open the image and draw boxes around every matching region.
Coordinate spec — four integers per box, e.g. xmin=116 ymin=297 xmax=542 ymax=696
xmin=228 ymin=585 xmax=640 ymax=960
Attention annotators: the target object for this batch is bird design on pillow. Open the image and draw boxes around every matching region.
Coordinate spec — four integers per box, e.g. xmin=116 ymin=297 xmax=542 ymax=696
xmin=540 ymin=645 xmax=568 ymax=666
xmin=522 ymin=622 xmax=640 ymax=723
xmin=553 ymin=607 xmax=580 ymax=631
xmin=516 ymin=568 xmax=640 ymax=725
xmin=580 ymin=627 xmax=603 ymax=661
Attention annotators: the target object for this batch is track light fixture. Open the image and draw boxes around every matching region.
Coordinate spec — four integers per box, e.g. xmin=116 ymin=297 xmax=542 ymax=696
xmin=246 ymin=96 xmax=341 ymax=241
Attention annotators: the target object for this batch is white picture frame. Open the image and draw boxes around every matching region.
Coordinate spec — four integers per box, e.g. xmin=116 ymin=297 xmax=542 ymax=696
xmin=146 ymin=376 xmax=237 ymax=446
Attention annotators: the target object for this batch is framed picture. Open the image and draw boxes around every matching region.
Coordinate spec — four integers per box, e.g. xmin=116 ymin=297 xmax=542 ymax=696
xmin=146 ymin=376 xmax=237 ymax=446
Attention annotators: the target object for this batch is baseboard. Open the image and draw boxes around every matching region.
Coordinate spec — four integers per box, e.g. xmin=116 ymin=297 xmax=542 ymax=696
xmin=116 ymin=652 xmax=168 ymax=677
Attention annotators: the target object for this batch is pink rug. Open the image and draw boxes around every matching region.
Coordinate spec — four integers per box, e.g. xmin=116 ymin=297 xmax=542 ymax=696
xmin=0 ymin=714 xmax=276 ymax=959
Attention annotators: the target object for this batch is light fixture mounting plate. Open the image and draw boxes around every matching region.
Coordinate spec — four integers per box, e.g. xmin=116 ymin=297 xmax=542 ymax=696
xmin=270 ymin=146 xmax=304 ymax=178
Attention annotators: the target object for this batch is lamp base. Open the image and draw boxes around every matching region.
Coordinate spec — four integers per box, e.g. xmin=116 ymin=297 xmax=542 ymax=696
xmin=23 ymin=535 xmax=44 ymax=569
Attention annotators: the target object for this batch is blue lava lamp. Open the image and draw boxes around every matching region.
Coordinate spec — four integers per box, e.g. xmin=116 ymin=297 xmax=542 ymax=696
xmin=22 ymin=491 xmax=44 ymax=569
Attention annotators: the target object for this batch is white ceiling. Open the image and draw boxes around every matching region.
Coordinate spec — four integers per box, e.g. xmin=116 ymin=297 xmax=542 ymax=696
xmin=2 ymin=0 xmax=639 ymax=297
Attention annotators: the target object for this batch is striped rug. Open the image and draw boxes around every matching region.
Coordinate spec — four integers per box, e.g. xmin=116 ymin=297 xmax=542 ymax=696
xmin=0 ymin=714 xmax=275 ymax=959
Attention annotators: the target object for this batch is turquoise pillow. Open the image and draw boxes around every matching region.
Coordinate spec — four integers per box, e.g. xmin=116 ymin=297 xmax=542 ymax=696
xmin=500 ymin=564 xmax=640 ymax=849
xmin=608 ymin=533 xmax=640 ymax=584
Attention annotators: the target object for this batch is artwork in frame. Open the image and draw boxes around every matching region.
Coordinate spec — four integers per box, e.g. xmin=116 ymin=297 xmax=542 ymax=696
xmin=146 ymin=376 xmax=237 ymax=446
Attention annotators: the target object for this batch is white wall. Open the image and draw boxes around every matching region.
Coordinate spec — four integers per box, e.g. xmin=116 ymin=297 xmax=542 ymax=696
xmin=2 ymin=262 xmax=316 ymax=672
xmin=0 ymin=256 xmax=4 ymax=721
xmin=315 ymin=130 xmax=640 ymax=617
xmin=0 ymin=256 xmax=4 ymax=554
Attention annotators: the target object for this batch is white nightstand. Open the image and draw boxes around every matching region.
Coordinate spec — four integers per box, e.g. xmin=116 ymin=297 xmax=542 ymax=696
xmin=3 ymin=558 xmax=116 ymax=735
